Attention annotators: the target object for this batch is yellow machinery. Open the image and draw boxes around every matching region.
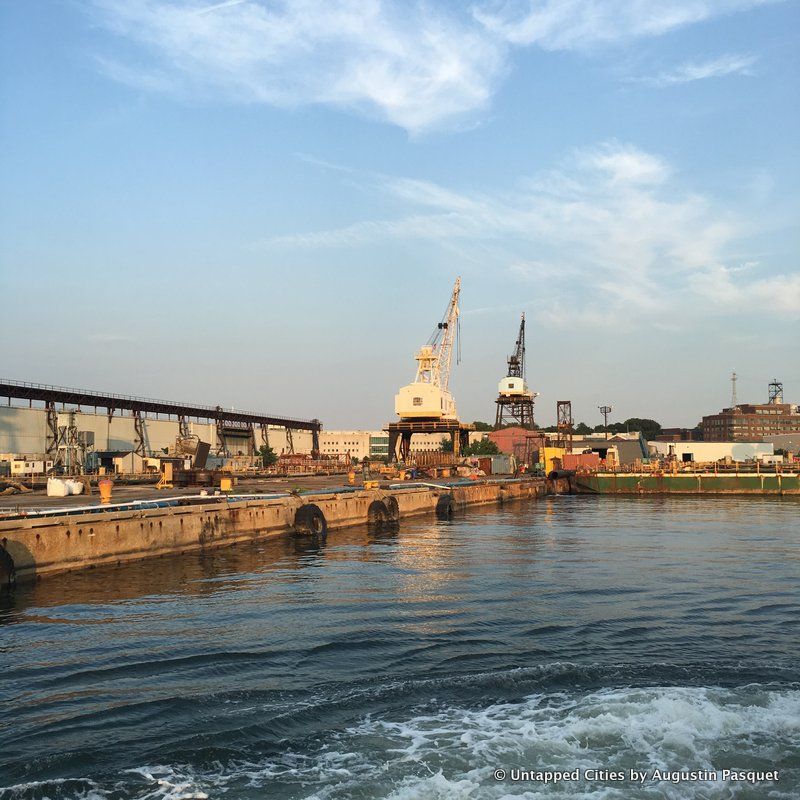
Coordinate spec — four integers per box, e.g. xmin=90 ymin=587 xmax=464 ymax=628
xmin=156 ymin=463 xmax=174 ymax=490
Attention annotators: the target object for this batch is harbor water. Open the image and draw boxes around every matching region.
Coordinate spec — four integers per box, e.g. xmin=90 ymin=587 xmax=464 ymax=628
xmin=1 ymin=495 xmax=799 ymax=799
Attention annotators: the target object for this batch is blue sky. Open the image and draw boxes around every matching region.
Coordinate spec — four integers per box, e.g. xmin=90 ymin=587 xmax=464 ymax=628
xmin=1 ymin=0 xmax=798 ymax=429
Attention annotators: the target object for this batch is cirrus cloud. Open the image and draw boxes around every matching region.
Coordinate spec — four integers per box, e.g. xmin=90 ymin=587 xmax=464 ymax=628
xmin=86 ymin=0 xmax=780 ymax=132
xmin=263 ymin=141 xmax=799 ymax=322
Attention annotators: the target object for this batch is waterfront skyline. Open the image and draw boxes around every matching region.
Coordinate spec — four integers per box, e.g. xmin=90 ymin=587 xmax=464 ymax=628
xmin=1 ymin=0 xmax=798 ymax=429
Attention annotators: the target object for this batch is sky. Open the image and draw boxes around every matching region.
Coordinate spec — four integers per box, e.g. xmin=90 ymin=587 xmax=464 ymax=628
xmin=1 ymin=0 xmax=798 ymax=430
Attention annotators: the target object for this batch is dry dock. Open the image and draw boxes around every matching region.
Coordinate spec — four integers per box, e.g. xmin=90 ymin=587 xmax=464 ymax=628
xmin=0 ymin=477 xmax=568 ymax=586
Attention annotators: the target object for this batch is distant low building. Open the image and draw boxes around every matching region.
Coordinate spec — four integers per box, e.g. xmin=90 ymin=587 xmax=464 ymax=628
xmin=320 ymin=430 xmax=487 ymax=460
xmin=11 ymin=457 xmax=54 ymax=476
xmin=648 ymin=441 xmax=774 ymax=463
xmin=489 ymin=427 xmax=544 ymax=457
xmin=656 ymin=427 xmax=703 ymax=442
xmin=569 ymin=434 xmax=648 ymax=467
xmin=761 ymin=433 xmax=800 ymax=456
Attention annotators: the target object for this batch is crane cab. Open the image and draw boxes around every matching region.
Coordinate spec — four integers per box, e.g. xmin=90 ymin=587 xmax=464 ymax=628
xmin=498 ymin=376 xmax=530 ymax=398
xmin=395 ymin=383 xmax=458 ymax=420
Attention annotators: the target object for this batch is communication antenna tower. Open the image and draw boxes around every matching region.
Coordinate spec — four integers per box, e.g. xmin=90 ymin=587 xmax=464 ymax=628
xmin=730 ymin=371 xmax=738 ymax=408
xmin=768 ymin=378 xmax=783 ymax=405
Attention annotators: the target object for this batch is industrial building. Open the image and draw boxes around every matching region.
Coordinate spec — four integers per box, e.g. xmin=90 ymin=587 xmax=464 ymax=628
xmin=702 ymin=379 xmax=800 ymax=442
xmin=702 ymin=404 xmax=800 ymax=442
xmin=0 ymin=405 xmax=313 ymax=460
xmin=319 ymin=430 xmax=486 ymax=461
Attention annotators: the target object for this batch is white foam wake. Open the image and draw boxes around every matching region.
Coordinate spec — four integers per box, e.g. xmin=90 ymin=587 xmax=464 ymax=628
xmin=2 ymin=684 xmax=798 ymax=799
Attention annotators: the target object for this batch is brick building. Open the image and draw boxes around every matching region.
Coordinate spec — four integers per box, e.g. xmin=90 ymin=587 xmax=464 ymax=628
xmin=702 ymin=403 xmax=800 ymax=442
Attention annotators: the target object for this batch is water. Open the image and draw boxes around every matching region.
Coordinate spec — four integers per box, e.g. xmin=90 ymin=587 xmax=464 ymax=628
xmin=1 ymin=495 xmax=799 ymax=799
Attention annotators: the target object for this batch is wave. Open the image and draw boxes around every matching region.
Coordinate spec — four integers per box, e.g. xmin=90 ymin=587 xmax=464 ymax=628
xmin=3 ymin=673 xmax=798 ymax=799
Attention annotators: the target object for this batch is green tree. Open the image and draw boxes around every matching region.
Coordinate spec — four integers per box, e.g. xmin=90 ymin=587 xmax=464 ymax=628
xmin=465 ymin=439 xmax=500 ymax=456
xmin=440 ymin=437 xmax=454 ymax=453
xmin=258 ymin=444 xmax=278 ymax=468
xmin=574 ymin=422 xmax=593 ymax=435
xmin=622 ymin=418 xmax=662 ymax=437
xmin=471 ymin=420 xmax=495 ymax=431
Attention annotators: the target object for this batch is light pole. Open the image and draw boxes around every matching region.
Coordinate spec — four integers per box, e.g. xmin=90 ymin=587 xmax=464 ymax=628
xmin=599 ymin=405 xmax=613 ymax=440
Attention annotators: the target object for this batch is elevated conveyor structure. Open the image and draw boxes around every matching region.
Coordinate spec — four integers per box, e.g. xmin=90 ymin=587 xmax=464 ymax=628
xmin=0 ymin=379 xmax=322 ymax=460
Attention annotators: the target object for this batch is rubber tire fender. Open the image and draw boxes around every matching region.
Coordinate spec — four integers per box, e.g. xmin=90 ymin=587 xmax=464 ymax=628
xmin=0 ymin=546 xmax=16 ymax=589
xmin=383 ymin=495 xmax=400 ymax=522
xmin=435 ymin=493 xmax=454 ymax=519
xmin=294 ymin=503 xmax=328 ymax=537
xmin=367 ymin=500 xmax=390 ymax=526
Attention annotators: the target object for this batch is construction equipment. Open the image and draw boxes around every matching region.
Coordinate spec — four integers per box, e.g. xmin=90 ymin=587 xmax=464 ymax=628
xmin=395 ymin=277 xmax=461 ymax=421
xmin=495 ymin=314 xmax=539 ymax=429
xmin=156 ymin=462 xmax=174 ymax=490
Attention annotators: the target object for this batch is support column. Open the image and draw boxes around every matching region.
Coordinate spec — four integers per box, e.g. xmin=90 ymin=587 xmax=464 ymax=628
xmin=399 ymin=432 xmax=412 ymax=462
xmin=286 ymin=428 xmax=295 ymax=455
xmin=247 ymin=423 xmax=256 ymax=456
xmin=215 ymin=419 xmax=228 ymax=456
xmin=387 ymin=429 xmax=400 ymax=463
xmin=311 ymin=426 xmax=320 ymax=458
xmin=178 ymin=415 xmax=190 ymax=438
xmin=459 ymin=428 xmax=469 ymax=456
xmin=45 ymin=401 xmax=59 ymax=464
xmin=133 ymin=410 xmax=147 ymax=458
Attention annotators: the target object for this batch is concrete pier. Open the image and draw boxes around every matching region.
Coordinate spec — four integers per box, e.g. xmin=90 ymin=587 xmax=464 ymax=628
xmin=0 ymin=477 xmax=568 ymax=585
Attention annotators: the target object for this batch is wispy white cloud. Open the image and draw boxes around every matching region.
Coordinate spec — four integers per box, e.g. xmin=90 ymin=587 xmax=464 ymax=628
xmin=264 ymin=141 xmax=800 ymax=320
xmin=575 ymin=142 xmax=670 ymax=184
xmin=87 ymin=0 xmax=505 ymax=133
xmin=689 ymin=264 xmax=800 ymax=312
xmin=638 ymin=53 xmax=758 ymax=86
xmin=475 ymin=0 xmax=775 ymax=50
xmin=86 ymin=0 xmax=779 ymax=132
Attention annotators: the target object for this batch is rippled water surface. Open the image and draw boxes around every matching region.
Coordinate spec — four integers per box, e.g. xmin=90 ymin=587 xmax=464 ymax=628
xmin=2 ymin=495 xmax=799 ymax=799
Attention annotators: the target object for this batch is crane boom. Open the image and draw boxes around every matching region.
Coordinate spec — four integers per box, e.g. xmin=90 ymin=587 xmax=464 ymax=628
xmin=416 ymin=277 xmax=460 ymax=390
xmin=507 ymin=313 xmax=525 ymax=379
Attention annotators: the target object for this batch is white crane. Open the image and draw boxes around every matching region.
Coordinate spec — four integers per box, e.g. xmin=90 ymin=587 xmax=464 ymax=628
xmin=395 ymin=277 xmax=461 ymax=421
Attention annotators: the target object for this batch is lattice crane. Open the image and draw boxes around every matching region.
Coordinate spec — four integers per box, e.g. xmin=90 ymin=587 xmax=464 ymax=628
xmin=495 ymin=313 xmax=538 ymax=429
xmin=395 ymin=277 xmax=461 ymax=421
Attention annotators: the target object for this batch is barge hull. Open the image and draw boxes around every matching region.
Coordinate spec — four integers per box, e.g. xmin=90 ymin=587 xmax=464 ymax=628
xmin=574 ymin=472 xmax=800 ymax=495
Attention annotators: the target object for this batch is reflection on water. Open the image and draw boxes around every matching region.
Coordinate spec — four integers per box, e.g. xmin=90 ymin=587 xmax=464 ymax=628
xmin=1 ymin=495 xmax=799 ymax=799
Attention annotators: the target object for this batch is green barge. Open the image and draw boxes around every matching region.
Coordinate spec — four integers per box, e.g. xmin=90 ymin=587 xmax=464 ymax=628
xmin=574 ymin=471 xmax=800 ymax=495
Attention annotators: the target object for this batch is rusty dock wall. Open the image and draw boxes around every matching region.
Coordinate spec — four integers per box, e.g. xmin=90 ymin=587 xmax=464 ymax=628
xmin=0 ymin=478 xmax=569 ymax=585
